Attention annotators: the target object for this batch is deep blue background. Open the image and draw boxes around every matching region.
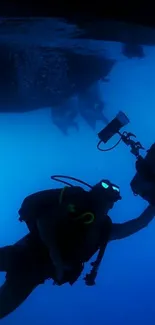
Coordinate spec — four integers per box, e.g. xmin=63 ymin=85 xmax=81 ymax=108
xmin=0 ymin=40 xmax=155 ymax=324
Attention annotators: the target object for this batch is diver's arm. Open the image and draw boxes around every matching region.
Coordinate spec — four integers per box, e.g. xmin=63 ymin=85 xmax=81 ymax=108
xmin=110 ymin=205 xmax=155 ymax=241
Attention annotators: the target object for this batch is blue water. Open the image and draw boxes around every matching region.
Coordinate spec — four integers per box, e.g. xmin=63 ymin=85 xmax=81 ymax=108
xmin=1 ymin=20 xmax=155 ymax=325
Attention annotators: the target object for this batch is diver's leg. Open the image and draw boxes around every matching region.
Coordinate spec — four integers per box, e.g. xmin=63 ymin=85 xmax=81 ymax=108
xmin=0 ymin=246 xmax=16 ymax=272
xmin=0 ymin=275 xmax=41 ymax=319
xmin=0 ymin=234 xmax=38 ymax=272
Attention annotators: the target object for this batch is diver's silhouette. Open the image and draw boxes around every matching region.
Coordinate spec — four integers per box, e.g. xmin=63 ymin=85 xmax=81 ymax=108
xmin=0 ymin=180 xmax=155 ymax=319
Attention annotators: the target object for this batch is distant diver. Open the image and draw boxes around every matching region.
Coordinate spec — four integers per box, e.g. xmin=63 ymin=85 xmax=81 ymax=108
xmin=52 ymin=81 xmax=109 ymax=135
xmin=0 ymin=177 xmax=155 ymax=319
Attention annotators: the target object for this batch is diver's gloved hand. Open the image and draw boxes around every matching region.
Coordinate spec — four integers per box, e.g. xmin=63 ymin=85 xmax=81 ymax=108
xmin=50 ymin=249 xmax=72 ymax=283
xmin=54 ymin=260 xmax=72 ymax=284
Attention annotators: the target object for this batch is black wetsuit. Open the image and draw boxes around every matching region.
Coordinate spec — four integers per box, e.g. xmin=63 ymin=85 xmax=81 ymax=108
xmin=0 ymin=232 xmax=83 ymax=319
xmin=0 ymin=189 xmax=155 ymax=320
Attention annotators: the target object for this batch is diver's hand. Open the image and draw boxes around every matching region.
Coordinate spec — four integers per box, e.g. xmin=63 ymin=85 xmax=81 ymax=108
xmin=54 ymin=261 xmax=72 ymax=283
xmin=49 ymin=247 xmax=72 ymax=283
xmin=55 ymin=264 xmax=64 ymax=283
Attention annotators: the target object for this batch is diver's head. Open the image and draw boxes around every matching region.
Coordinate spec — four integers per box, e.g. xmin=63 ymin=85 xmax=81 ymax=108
xmin=90 ymin=179 xmax=122 ymax=213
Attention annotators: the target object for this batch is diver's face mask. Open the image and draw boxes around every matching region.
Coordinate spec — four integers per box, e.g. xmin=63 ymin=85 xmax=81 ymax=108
xmin=100 ymin=180 xmax=122 ymax=202
xmin=90 ymin=179 xmax=122 ymax=211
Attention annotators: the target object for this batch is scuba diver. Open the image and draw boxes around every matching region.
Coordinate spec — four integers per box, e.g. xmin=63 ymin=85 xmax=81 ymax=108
xmin=0 ymin=176 xmax=155 ymax=320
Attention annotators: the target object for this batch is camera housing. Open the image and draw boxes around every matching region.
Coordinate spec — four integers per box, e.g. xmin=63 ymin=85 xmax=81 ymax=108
xmin=98 ymin=111 xmax=130 ymax=144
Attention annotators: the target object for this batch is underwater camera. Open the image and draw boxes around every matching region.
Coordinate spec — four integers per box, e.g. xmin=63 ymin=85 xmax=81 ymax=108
xmin=98 ymin=111 xmax=130 ymax=145
xmin=97 ymin=111 xmax=155 ymax=205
